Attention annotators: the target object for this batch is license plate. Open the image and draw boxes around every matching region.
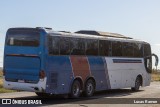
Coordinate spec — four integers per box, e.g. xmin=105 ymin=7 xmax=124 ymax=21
xmin=18 ymin=80 xmax=25 ymax=83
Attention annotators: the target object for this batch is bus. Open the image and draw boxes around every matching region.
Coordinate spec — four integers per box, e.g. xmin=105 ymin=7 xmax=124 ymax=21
xmin=3 ymin=27 xmax=158 ymax=98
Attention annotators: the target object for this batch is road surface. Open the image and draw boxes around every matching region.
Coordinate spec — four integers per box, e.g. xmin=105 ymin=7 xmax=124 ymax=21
xmin=0 ymin=82 xmax=160 ymax=107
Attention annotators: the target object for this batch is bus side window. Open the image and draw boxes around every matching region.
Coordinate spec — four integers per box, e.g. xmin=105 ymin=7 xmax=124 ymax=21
xmin=99 ymin=40 xmax=111 ymax=56
xmin=70 ymin=38 xmax=85 ymax=55
xmin=60 ymin=37 xmax=70 ymax=55
xmin=48 ymin=36 xmax=60 ymax=55
xmin=112 ymin=41 xmax=122 ymax=57
xmin=85 ymin=39 xmax=98 ymax=56
xmin=122 ymin=42 xmax=134 ymax=57
xmin=133 ymin=43 xmax=143 ymax=57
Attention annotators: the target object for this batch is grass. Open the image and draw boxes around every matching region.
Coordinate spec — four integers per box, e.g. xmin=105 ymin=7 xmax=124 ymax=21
xmin=151 ymin=74 xmax=160 ymax=81
xmin=151 ymin=69 xmax=160 ymax=81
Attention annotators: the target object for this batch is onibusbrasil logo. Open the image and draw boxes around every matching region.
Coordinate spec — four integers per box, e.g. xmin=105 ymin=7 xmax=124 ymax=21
xmin=2 ymin=99 xmax=42 ymax=104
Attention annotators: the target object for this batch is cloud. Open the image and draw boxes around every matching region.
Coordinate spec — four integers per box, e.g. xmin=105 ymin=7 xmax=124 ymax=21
xmin=152 ymin=44 xmax=160 ymax=46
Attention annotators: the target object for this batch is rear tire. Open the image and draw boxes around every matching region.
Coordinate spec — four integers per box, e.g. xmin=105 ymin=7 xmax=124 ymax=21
xmin=131 ymin=76 xmax=141 ymax=91
xmin=84 ymin=79 xmax=95 ymax=97
xmin=70 ymin=80 xmax=81 ymax=98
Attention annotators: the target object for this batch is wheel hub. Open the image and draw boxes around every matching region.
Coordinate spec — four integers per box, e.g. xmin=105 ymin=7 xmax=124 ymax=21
xmin=87 ymin=83 xmax=93 ymax=94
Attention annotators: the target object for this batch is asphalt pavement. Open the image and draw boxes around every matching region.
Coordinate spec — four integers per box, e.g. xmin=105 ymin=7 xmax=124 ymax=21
xmin=0 ymin=82 xmax=160 ymax=107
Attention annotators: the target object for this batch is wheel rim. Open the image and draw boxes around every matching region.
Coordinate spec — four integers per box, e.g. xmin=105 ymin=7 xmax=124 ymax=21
xmin=87 ymin=82 xmax=93 ymax=95
xmin=73 ymin=84 xmax=80 ymax=96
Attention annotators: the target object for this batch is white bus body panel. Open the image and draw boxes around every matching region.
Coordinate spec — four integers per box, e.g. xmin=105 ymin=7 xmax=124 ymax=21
xmin=105 ymin=57 xmax=150 ymax=89
xmin=3 ymin=77 xmax=47 ymax=92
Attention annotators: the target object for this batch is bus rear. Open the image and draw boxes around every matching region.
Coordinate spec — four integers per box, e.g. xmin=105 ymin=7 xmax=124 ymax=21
xmin=3 ymin=28 xmax=46 ymax=92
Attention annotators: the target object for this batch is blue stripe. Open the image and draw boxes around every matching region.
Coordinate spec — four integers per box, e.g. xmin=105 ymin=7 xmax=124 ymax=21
xmin=88 ymin=56 xmax=109 ymax=91
xmin=113 ymin=59 xmax=142 ymax=63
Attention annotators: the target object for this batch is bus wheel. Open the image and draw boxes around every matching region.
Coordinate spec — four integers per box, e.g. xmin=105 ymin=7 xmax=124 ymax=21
xmin=70 ymin=80 xmax=81 ymax=98
xmin=84 ymin=79 xmax=95 ymax=97
xmin=131 ymin=76 xmax=141 ymax=91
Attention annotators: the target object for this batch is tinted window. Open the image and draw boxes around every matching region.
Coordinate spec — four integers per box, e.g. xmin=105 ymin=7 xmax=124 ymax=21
xmin=48 ymin=36 xmax=60 ymax=55
xmin=144 ymin=44 xmax=151 ymax=56
xmin=99 ymin=40 xmax=111 ymax=56
xmin=122 ymin=42 xmax=134 ymax=57
xmin=133 ymin=43 xmax=143 ymax=57
xmin=85 ymin=39 xmax=98 ymax=55
xmin=7 ymin=30 xmax=40 ymax=47
xmin=70 ymin=38 xmax=85 ymax=55
xmin=60 ymin=37 xmax=70 ymax=55
xmin=112 ymin=41 xmax=122 ymax=56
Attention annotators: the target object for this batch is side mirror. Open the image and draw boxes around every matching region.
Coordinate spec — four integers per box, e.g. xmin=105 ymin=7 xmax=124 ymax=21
xmin=152 ymin=53 xmax=159 ymax=67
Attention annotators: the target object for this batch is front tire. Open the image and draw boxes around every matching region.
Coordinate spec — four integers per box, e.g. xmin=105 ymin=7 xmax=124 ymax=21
xmin=84 ymin=79 xmax=95 ymax=97
xmin=131 ymin=76 xmax=142 ymax=91
xmin=70 ymin=80 xmax=81 ymax=98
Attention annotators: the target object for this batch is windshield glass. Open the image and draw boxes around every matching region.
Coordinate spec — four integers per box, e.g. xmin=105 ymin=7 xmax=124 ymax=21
xmin=6 ymin=30 xmax=40 ymax=47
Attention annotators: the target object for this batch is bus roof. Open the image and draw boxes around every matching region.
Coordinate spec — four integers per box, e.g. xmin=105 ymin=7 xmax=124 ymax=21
xmin=7 ymin=27 xmax=149 ymax=44
xmin=48 ymin=30 xmax=148 ymax=44
xmin=75 ymin=30 xmax=133 ymax=39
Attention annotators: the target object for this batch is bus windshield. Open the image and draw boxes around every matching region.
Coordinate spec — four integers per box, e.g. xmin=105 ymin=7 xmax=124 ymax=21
xmin=6 ymin=30 xmax=40 ymax=47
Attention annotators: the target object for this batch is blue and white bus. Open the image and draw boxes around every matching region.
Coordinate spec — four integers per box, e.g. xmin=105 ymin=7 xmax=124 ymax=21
xmin=3 ymin=27 xmax=158 ymax=98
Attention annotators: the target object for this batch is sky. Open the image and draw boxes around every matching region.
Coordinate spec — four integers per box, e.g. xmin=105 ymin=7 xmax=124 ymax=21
xmin=0 ymin=0 xmax=160 ymax=68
